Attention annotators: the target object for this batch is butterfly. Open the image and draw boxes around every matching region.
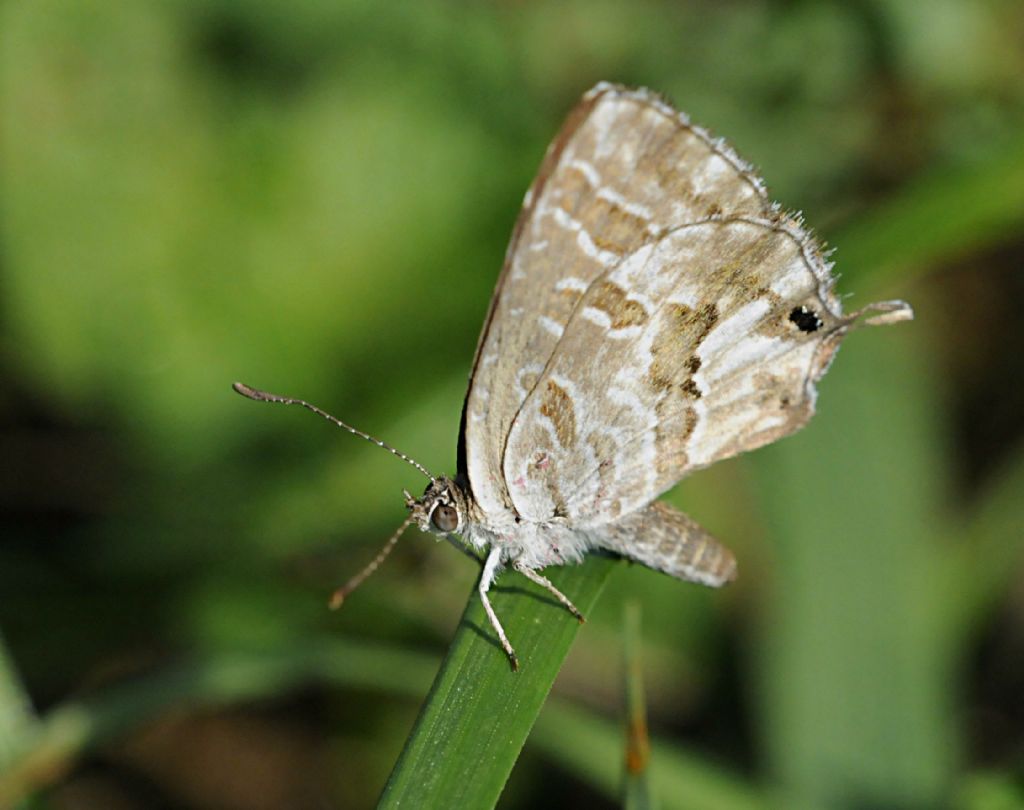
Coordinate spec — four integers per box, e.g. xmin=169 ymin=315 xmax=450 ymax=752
xmin=235 ymin=82 xmax=912 ymax=670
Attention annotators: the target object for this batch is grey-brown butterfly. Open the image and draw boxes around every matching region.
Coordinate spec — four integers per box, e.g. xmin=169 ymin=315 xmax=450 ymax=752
xmin=235 ymin=82 xmax=912 ymax=670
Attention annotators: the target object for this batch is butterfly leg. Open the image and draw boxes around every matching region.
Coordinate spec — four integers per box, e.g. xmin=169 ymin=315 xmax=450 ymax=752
xmin=480 ymin=546 xmax=519 ymax=671
xmin=514 ymin=563 xmax=584 ymax=624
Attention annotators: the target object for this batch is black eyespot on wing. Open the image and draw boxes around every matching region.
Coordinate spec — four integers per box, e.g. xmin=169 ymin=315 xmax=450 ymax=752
xmin=431 ymin=504 xmax=458 ymax=532
xmin=789 ymin=305 xmax=823 ymax=333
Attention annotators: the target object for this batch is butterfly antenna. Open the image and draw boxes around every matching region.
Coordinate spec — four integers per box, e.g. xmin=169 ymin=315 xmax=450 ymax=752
xmin=328 ymin=513 xmax=415 ymax=609
xmin=232 ymin=382 xmax=434 ymax=480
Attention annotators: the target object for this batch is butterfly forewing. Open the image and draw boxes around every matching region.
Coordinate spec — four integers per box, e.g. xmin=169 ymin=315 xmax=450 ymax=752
xmin=460 ymin=83 xmax=774 ymax=519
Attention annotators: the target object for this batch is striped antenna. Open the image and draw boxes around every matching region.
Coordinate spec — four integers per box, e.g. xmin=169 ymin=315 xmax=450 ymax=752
xmin=327 ymin=513 xmax=415 ymax=609
xmin=232 ymin=382 xmax=435 ymax=480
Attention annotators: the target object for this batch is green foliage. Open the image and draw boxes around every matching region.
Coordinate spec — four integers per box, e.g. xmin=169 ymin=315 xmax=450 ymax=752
xmin=1 ymin=1 xmax=1023 ymax=808
xmin=534 ymin=702 xmax=768 ymax=810
xmin=380 ymin=558 xmax=615 ymax=808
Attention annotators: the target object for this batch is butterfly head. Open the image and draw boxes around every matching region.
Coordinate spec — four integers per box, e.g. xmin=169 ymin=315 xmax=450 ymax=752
xmin=406 ymin=475 xmax=468 ymax=536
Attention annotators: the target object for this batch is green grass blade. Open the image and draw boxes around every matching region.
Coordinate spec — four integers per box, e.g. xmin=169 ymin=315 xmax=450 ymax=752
xmin=378 ymin=555 xmax=617 ymax=809
xmin=622 ymin=601 xmax=654 ymax=810
xmin=533 ymin=700 xmax=769 ymax=810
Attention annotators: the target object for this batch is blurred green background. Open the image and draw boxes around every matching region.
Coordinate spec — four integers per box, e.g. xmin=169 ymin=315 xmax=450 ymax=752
xmin=2 ymin=1 xmax=1023 ymax=808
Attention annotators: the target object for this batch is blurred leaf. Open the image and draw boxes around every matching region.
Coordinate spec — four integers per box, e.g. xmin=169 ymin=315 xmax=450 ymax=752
xmin=2 ymin=563 xmax=618 ymax=808
xmin=0 ymin=631 xmax=37 ymax=772
xmin=836 ymin=135 xmax=1024 ymax=292
xmin=1 ymin=629 xmax=771 ymax=810
xmin=752 ymin=324 xmax=952 ymax=808
xmin=0 ymin=0 xmax=501 ymax=465
xmin=533 ymin=700 xmax=768 ymax=810
xmin=943 ymin=443 xmax=1024 ymax=646
xmin=378 ymin=556 xmax=616 ymax=809
xmin=955 ymin=770 xmax=1024 ymax=810
xmin=0 ymin=637 xmax=437 ymax=807
xmin=744 ymin=114 xmax=1024 ymax=810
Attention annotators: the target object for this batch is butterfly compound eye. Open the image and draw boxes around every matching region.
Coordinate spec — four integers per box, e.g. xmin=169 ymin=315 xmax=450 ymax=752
xmin=431 ymin=504 xmax=458 ymax=533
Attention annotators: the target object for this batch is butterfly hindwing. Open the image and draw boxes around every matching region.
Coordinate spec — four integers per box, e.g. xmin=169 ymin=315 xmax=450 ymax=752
xmin=501 ymin=216 xmax=849 ymax=525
